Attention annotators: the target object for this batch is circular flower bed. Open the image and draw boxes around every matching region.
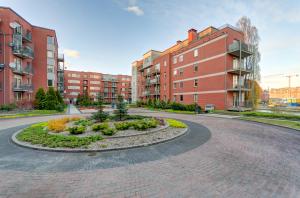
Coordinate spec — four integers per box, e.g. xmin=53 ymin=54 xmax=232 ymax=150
xmin=13 ymin=115 xmax=188 ymax=152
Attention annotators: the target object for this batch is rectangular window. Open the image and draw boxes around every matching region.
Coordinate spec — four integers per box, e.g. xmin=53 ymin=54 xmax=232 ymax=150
xmin=180 ymin=81 xmax=183 ymax=88
xmin=194 ymin=94 xmax=198 ymax=102
xmin=179 ymin=55 xmax=183 ymax=62
xmin=90 ymin=81 xmax=101 ymax=85
xmin=47 ymin=65 xmax=54 ymax=73
xmin=164 ymin=60 xmax=167 ymax=67
xmin=173 ymin=57 xmax=177 ymax=64
xmin=47 ymin=36 xmax=54 ymax=44
xmin=194 ymin=49 xmax=198 ymax=57
xmin=194 ymin=79 xmax=198 ymax=87
xmin=47 ymin=50 xmax=54 ymax=58
xmin=48 ymin=79 xmax=53 ymax=87
xmin=173 ymin=83 xmax=177 ymax=89
xmin=68 ymin=80 xmax=80 ymax=84
xmin=179 ymin=68 xmax=183 ymax=76
xmin=173 ymin=70 xmax=177 ymax=76
xmin=90 ymin=87 xmax=100 ymax=90
xmin=164 ymin=72 xmax=166 ymax=78
xmin=194 ymin=64 xmax=198 ymax=72
xmin=180 ymin=95 xmax=183 ymax=101
xmin=173 ymin=95 xmax=176 ymax=101
xmin=68 ymin=86 xmax=80 ymax=89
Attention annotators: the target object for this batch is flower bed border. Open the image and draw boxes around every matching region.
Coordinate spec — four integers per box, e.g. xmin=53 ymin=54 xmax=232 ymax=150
xmin=11 ymin=123 xmax=188 ymax=153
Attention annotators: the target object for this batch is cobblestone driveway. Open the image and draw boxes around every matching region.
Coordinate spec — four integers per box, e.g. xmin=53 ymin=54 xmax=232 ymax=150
xmin=0 ymin=109 xmax=299 ymax=197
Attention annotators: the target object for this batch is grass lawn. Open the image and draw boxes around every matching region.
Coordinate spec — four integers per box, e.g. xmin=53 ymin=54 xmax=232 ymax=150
xmin=0 ymin=109 xmax=65 ymax=119
xmin=240 ymin=117 xmax=300 ymax=130
xmin=145 ymin=107 xmax=196 ymax=115
xmin=17 ymin=122 xmax=103 ymax=148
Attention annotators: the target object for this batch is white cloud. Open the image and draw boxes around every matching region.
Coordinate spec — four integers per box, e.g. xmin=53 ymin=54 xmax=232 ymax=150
xmin=125 ymin=6 xmax=144 ymax=16
xmin=63 ymin=49 xmax=80 ymax=58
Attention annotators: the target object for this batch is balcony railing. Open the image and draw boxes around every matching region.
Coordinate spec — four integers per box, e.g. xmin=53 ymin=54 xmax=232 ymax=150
xmin=227 ymin=83 xmax=250 ymax=92
xmin=24 ymin=65 xmax=34 ymax=75
xmin=12 ymin=45 xmax=34 ymax=59
xmin=13 ymin=83 xmax=33 ymax=92
xmin=228 ymin=41 xmax=252 ymax=58
xmin=22 ymin=32 xmax=32 ymax=42
xmin=150 ymin=78 xmax=160 ymax=84
xmin=227 ymin=65 xmax=252 ymax=75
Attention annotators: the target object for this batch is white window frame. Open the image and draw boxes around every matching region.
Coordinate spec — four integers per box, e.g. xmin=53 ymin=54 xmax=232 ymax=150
xmin=194 ymin=49 xmax=198 ymax=57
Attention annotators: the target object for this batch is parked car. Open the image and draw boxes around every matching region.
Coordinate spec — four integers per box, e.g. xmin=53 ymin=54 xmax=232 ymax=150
xmin=205 ymin=104 xmax=215 ymax=113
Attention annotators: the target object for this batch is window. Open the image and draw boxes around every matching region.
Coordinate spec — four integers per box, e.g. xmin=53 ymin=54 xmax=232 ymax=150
xmin=179 ymin=68 xmax=183 ymax=76
xmin=47 ymin=50 xmax=54 ymax=58
xmin=122 ymin=82 xmax=126 ymax=86
xmin=194 ymin=49 xmax=198 ymax=57
xmin=173 ymin=57 xmax=177 ymax=64
xmin=70 ymin=92 xmax=79 ymax=96
xmin=193 ymin=94 xmax=198 ymax=102
xmin=14 ymin=92 xmax=22 ymax=101
xmin=90 ymin=87 xmax=100 ymax=90
xmin=90 ymin=81 xmax=100 ymax=85
xmin=71 ymin=73 xmax=80 ymax=78
xmin=68 ymin=86 xmax=80 ymax=89
xmin=173 ymin=83 xmax=177 ymax=89
xmin=164 ymin=60 xmax=167 ymax=67
xmin=173 ymin=95 xmax=176 ymax=101
xmin=48 ymin=79 xmax=53 ymax=87
xmin=47 ymin=36 xmax=54 ymax=44
xmin=180 ymin=95 xmax=183 ymax=101
xmin=179 ymin=55 xmax=183 ymax=62
xmin=68 ymin=80 xmax=80 ymax=84
xmin=194 ymin=79 xmax=198 ymax=87
xmin=194 ymin=64 xmax=198 ymax=72
xmin=173 ymin=70 xmax=177 ymax=76
xmin=180 ymin=82 xmax=183 ymax=88
xmin=164 ymin=72 xmax=166 ymax=78
xmin=47 ymin=65 xmax=54 ymax=73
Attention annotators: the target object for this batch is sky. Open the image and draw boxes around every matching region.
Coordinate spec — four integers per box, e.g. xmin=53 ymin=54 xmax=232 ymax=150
xmin=1 ymin=0 xmax=300 ymax=89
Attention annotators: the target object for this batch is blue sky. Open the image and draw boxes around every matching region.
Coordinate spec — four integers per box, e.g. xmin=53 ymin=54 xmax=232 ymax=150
xmin=1 ymin=0 xmax=300 ymax=88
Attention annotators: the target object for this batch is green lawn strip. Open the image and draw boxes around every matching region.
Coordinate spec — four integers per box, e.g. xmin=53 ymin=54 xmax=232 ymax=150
xmin=239 ymin=117 xmax=300 ymax=130
xmin=241 ymin=112 xmax=300 ymax=121
xmin=0 ymin=109 xmax=65 ymax=119
xmin=166 ymin=119 xmax=187 ymax=128
xmin=145 ymin=107 xmax=195 ymax=115
xmin=16 ymin=122 xmax=103 ymax=148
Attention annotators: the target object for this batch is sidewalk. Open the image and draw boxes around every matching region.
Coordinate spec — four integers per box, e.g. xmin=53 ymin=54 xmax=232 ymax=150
xmin=68 ymin=104 xmax=81 ymax=115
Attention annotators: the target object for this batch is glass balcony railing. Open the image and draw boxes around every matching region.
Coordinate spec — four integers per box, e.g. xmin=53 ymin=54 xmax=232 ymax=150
xmin=12 ymin=45 xmax=34 ymax=59
xmin=13 ymin=83 xmax=33 ymax=92
xmin=22 ymin=32 xmax=32 ymax=42
xmin=228 ymin=41 xmax=252 ymax=58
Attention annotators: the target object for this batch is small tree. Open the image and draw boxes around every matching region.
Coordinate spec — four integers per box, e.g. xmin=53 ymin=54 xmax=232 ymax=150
xmin=55 ymin=90 xmax=64 ymax=104
xmin=34 ymin=88 xmax=46 ymax=109
xmin=45 ymin=87 xmax=59 ymax=110
xmin=91 ymin=93 xmax=108 ymax=122
xmin=114 ymin=95 xmax=128 ymax=121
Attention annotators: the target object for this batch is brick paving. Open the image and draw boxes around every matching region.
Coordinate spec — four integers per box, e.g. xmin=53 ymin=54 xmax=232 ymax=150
xmin=0 ymin=109 xmax=300 ymax=197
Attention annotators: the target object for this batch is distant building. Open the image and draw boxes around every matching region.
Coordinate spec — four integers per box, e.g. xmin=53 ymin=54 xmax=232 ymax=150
xmin=269 ymin=87 xmax=300 ymax=103
xmin=64 ymin=70 xmax=131 ymax=104
xmin=131 ymin=25 xmax=254 ymax=110
xmin=0 ymin=7 xmax=63 ymax=107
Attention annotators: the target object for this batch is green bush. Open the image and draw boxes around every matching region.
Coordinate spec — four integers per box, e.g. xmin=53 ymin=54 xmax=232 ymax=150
xmin=114 ymin=95 xmax=128 ymax=121
xmin=242 ymin=112 xmax=300 ymax=121
xmin=0 ymin=103 xmax=17 ymax=111
xmin=92 ymin=122 xmax=109 ymax=131
xmin=45 ymin=87 xmax=59 ymax=110
xmin=131 ymin=118 xmax=158 ymax=131
xmin=114 ymin=122 xmax=131 ymax=130
xmin=74 ymin=119 xmax=93 ymax=126
xmin=55 ymin=103 xmax=65 ymax=112
xmin=102 ymin=128 xmax=116 ymax=136
xmin=166 ymin=119 xmax=187 ymax=128
xmin=68 ymin=125 xmax=86 ymax=135
xmin=170 ymin=102 xmax=186 ymax=111
xmin=34 ymin=88 xmax=46 ymax=110
xmin=92 ymin=110 xmax=109 ymax=122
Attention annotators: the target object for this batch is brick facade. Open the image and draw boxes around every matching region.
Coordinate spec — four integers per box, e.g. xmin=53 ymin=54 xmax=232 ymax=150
xmin=0 ymin=7 xmax=62 ymax=107
xmin=132 ymin=25 xmax=253 ymax=110
xmin=64 ymin=70 xmax=131 ymax=104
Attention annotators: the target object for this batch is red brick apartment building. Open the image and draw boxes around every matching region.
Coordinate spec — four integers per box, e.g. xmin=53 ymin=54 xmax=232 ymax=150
xmin=64 ymin=70 xmax=131 ymax=104
xmin=0 ymin=7 xmax=64 ymax=107
xmin=131 ymin=25 xmax=253 ymax=110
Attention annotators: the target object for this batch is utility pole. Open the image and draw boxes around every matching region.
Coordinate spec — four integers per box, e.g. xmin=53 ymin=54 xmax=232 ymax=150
xmin=285 ymin=74 xmax=299 ymax=98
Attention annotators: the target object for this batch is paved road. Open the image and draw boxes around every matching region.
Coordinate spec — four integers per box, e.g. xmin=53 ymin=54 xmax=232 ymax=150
xmin=0 ymin=109 xmax=299 ymax=197
xmin=67 ymin=104 xmax=81 ymax=114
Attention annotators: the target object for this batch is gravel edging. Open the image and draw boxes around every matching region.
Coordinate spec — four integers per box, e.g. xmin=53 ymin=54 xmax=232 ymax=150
xmin=11 ymin=126 xmax=188 ymax=153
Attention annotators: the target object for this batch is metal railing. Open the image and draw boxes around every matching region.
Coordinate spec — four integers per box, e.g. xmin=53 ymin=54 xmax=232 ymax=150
xmin=12 ymin=83 xmax=33 ymax=92
xmin=22 ymin=32 xmax=32 ymax=42
xmin=228 ymin=42 xmax=250 ymax=53
xmin=12 ymin=45 xmax=34 ymax=59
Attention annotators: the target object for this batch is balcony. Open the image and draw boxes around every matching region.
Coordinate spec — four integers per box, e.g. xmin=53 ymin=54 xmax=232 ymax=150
xmin=227 ymin=83 xmax=250 ymax=92
xmin=22 ymin=32 xmax=32 ymax=43
xmin=152 ymin=68 xmax=160 ymax=74
xmin=150 ymin=78 xmax=160 ymax=84
xmin=228 ymin=41 xmax=252 ymax=58
xmin=23 ymin=65 xmax=34 ymax=75
xmin=12 ymin=45 xmax=34 ymax=59
xmin=227 ymin=66 xmax=252 ymax=75
xmin=142 ymin=91 xmax=150 ymax=96
xmin=58 ymin=53 xmax=64 ymax=62
xmin=151 ymin=90 xmax=160 ymax=95
xmin=12 ymin=65 xmax=33 ymax=75
xmin=13 ymin=83 xmax=33 ymax=92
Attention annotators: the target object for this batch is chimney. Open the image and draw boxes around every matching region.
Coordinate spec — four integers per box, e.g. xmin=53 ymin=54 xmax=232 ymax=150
xmin=176 ymin=40 xmax=182 ymax=44
xmin=188 ymin=28 xmax=197 ymax=42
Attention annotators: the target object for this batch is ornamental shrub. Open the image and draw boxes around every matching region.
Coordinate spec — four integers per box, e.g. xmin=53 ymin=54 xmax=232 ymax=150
xmin=114 ymin=122 xmax=131 ymax=130
xmin=34 ymin=88 xmax=46 ymax=110
xmin=102 ymin=127 xmax=116 ymax=136
xmin=68 ymin=125 xmax=86 ymax=135
xmin=92 ymin=122 xmax=109 ymax=131
xmin=45 ymin=87 xmax=59 ymax=110
xmin=92 ymin=110 xmax=109 ymax=122
xmin=114 ymin=95 xmax=128 ymax=121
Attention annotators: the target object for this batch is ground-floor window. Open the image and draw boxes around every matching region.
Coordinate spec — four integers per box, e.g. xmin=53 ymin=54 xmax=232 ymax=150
xmin=48 ymin=79 xmax=53 ymax=87
xmin=180 ymin=95 xmax=183 ymax=101
xmin=14 ymin=92 xmax=22 ymax=101
xmin=193 ymin=94 xmax=198 ymax=102
xmin=173 ymin=95 xmax=176 ymax=101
